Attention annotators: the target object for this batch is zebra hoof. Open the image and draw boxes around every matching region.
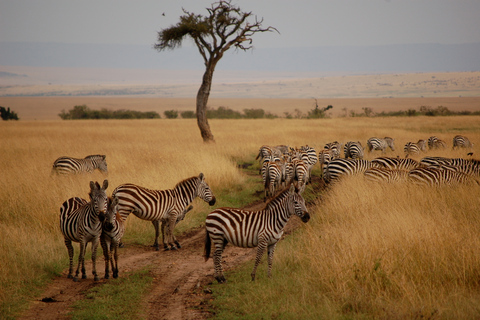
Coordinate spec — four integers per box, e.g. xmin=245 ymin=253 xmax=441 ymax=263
xmin=67 ymin=274 xmax=73 ymax=279
xmin=94 ymin=276 xmax=100 ymax=282
xmin=113 ymin=272 xmax=118 ymax=279
xmin=73 ymin=277 xmax=79 ymax=282
xmin=118 ymin=242 xmax=125 ymax=248
xmin=82 ymin=274 xmax=87 ymax=279
xmin=170 ymin=246 xmax=177 ymax=251
xmin=174 ymin=242 xmax=182 ymax=249
xmin=104 ymin=274 xmax=110 ymax=280
xmin=215 ymin=276 xmax=227 ymax=284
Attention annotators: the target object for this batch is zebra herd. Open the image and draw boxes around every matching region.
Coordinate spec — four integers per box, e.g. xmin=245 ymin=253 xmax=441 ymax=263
xmin=56 ymin=154 xmax=309 ymax=283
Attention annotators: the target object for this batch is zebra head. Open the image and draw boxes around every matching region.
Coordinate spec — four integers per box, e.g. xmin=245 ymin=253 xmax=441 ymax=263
xmin=197 ymin=173 xmax=216 ymax=206
xmin=288 ymin=184 xmax=310 ymax=223
xmin=103 ymin=196 xmax=119 ymax=232
xmin=89 ymin=179 xmax=109 ymax=222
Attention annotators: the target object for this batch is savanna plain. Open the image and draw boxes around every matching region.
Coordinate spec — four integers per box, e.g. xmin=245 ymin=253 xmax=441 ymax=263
xmin=2 ymin=106 xmax=480 ymax=319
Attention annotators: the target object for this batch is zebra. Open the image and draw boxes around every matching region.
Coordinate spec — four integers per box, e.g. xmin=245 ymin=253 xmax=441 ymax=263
xmin=404 ymin=140 xmax=427 ymax=157
xmin=408 ymin=167 xmax=478 ymax=186
xmin=364 ymin=167 xmax=409 ymax=183
xmin=256 ymin=145 xmax=288 ymax=162
xmin=52 ymin=155 xmax=108 ymax=175
xmin=427 ymin=136 xmax=447 ymax=150
xmin=324 ymin=141 xmax=342 ymax=159
xmin=292 ymin=158 xmax=309 ymax=193
xmin=60 ymin=180 xmax=109 ymax=281
xmin=291 ymin=145 xmax=317 ymax=182
xmin=366 ymin=137 xmax=395 ymax=153
xmin=101 ymin=196 xmax=125 ymax=279
xmin=344 ymin=141 xmax=365 ymax=160
xmin=452 ymin=135 xmax=473 ymax=149
xmin=420 ymin=156 xmax=474 ymax=167
xmin=263 ymin=160 xmax=283 ymax=201
xmin=112 ymin=173 xmax=216 ymax=251
xmin=318 ymin=148 xmax=334 ymax=176
xmin=324 ymin=158 xmax=372 ymax=183
xmin=372 ymin=157 xmax=421 ymax=170
xmin=204 ymin=184 xmax=310 ymax=283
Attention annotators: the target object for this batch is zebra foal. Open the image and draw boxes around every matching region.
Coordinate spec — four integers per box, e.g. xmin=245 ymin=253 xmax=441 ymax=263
xmin=52 ymin=155 xmax=108 ymax=175
xmin=452 ymin=135 xmax=473 ymax=149
xmin=60 ymin=180 xmax=109 ymax=281
xmin=344 ymin=141 xmax=365 ymax=159
xmin=112 ymin=173 xmax=216 ymax=251
xmin=367 ymin=137 xmax=395 ymax=153
xmin=101 ymin=196 xmax=125 ymax=279
xmin=204 ymin=184 xmax=310 ymax=283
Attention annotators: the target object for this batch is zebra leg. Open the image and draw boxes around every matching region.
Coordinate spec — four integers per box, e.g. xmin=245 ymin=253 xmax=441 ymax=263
xmin=213 ymin=242 xmax=226 ymax=283
xmin=267 ymin=243 xmax=277 ymax=278
xmin=152 ymin=220 xmax=161 ymax=251
xmin=101 ymin=236 xmax=110 ymax=279
xmin=91 ymin=238 xmax=100 ymax=281
xmin=74 ymin=241 xmax=87 ymax=282
xmin=112 ymin=245 xmax=119 ymax=278
xmin=64 ymin=239 xmax=74 ymax=279
xmin=160 ymin=220 xmax=170 ymax=251
xmin=251 ymin=240 xmax=268 ymax=281
xmin=165 ymin=216 xmax=178 ymax=250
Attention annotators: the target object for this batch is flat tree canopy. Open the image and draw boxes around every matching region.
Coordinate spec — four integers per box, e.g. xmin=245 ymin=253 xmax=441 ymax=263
xmin=154 ymin=0 xmax=278 ymax=143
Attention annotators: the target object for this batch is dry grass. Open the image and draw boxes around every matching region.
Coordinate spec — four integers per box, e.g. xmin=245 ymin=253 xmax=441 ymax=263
xmin=1 ymin=115 xmax=480 ymax=318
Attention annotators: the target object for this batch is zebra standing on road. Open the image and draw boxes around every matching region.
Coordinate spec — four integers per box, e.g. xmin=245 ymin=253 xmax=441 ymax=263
xmin=367 ymin=137 xmax=395 ymax=153
xmin=101 ymin=196 xmax=125 ymax=279
xmin=452 ymin=135 xmax=474 ymax=149
xmin=60 ymin=180 xmax=109 ymax=281
xmin=344 ymin=141 xmax=365 ymax=160
xmin=372 ymin=157 xmax=421 ymax=170
xmin=204 ymin=184 xmax=310 ymax=283
xmin=324 ymin=158 xmax=372 ymax=183
xmin=408 ymin=167 xmax=477 ymax=186
xmin=52 ymin=155 xmax=108 ymax=175
xmin=112 ymin=173 xmax=216 ymax=251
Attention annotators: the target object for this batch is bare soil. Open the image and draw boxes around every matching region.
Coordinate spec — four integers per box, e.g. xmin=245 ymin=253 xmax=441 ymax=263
xmin=18 ymin=176 xmax=323 ymax=320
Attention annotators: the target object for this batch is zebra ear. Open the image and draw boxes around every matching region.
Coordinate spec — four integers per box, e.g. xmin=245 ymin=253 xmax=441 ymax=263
xmin=90 ymin=181 xmax=96 ymax=190
xmin=289 ymin=184 xmax=295 ymax=195
xmin=199 ymin=173 xmax=204 ymax=181
xmin=102 ymin=179 xmax=109 ymax=190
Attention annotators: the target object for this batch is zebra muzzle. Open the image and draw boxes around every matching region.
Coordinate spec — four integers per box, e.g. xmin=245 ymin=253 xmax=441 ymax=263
xmin=301 ymin=212 xmax=310 ymax=223
xmin=209 ymin=198 xmax=216 ymax=206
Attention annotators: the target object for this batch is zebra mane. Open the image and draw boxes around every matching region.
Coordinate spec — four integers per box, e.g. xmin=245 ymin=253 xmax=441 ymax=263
xmin=174 ymin=175 xmax=198 ymax=190
xmin=264 ymin=186 xmax=296 ymax=210
xmin=85 ymin=154 xmax=106 ymax=159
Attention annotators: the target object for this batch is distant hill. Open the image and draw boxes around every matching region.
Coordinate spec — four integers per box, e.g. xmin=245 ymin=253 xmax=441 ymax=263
xmin=1 ymin=41 xmax=479 ymax=73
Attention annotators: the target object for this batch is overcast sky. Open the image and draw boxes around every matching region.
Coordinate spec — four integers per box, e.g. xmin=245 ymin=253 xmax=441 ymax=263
xmin=1 ymin=0 xmax=479 ymax=48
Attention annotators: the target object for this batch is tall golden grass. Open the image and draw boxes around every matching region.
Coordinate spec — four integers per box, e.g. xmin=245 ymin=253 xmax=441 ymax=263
xmin=1 ymin=116 xmax=480 ymax=318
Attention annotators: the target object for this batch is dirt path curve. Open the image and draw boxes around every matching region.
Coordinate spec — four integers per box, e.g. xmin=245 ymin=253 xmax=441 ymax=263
xmin=18 ymin=195 xmax=309 ymax=320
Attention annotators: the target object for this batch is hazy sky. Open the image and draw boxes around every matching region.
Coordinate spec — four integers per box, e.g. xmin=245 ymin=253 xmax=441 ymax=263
xmin=1 ymin=0 xmax=479 ymax=48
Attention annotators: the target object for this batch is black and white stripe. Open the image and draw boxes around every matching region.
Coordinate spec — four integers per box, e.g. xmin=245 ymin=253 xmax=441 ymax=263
xmin=408 ymin=167 xmax=477 ymax=186
xmin=404 ymin=140 xmax=427 ymax=156
xmin=344 ymin=141 xmax=365 ymax=159
xmin=324 ymin=141 xmax=342 ymax=159
xmin=420 ymin=156 xmax=473 ymax=167
xmin=112 ymin=173 xmax=216 ymax=250
xmin=364 ymin=167 xmax=409 ymax=183
xmin=372 ymin=157 xmax=421 ymax=170
xmin=427 ymin=136 xmax=447 ymax=150
xmin=366 ymin=137 xmax=395 ymax=153
xmin=324 ymin=158 xmax=372 ymax=183
xmin=204 ymin=184 xmax=310 ymax=283
xmin=101 ymin=196 xmax=125 ymax=279
xmin=60 ymin=180 xmax=109 ymax=281
xmin=452 ymin=135 xmax=473 ymax=149
xmin=52 ymin=155 xmax=108 ymax=175
xmin=256 ymin=145 xmax=289 ymax=162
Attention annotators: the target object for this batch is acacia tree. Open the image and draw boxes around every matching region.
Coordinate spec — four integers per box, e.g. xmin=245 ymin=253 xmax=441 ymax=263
xmin=154 ymin=1 xmax=277 ymax=143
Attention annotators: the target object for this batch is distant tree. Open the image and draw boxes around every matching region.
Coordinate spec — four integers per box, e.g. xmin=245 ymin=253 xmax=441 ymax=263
xmin=181 ymin=111 xmax=196 ymax=119
xmin=307 ymin=99 xmax=333 ymax=118
xmin=164 ymin=110 xmax=179 ymax=119
xmin=154 ymin=1 xmax=278 ymax=143
xmin=0 ymin=106 xmax=19 ymax=120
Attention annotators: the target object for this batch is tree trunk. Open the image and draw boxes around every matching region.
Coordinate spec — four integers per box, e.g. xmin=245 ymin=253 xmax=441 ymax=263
xmin=196 ymin=65 xmax=215 ymax=143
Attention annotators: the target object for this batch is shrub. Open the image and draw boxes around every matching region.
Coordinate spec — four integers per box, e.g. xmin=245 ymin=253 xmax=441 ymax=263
xmin=0 ymin=106 xmax=19 ymax=120
xmin=181 ymin=111 xmax=196 ymax=119
xmin=164 ymin=110 xmax=178 ymax=119
xmin=59 ymin=105 xmax=160 ymax=119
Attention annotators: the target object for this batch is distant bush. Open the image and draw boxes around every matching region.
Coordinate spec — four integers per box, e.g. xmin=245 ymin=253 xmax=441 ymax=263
xmin=59 ymin=105 xmax=160 ymax=120
xmin=0 ymin=106 xmax=19 ymax=120
xmin=307 ymin=104 xmax=333 ymax=119
xmin=164 ymin=110 xmax=178 ymax=119
xmin=207 ymin=106 xmax=242 ymax=119
xmin=181 ymin=111 xmax=196 ymax=119
xmin=243 ymin=108 xmax=265 ymax=119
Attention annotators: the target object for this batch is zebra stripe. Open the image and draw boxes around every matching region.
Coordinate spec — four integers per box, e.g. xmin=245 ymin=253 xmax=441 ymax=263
xmin=256 ymin=145 xmax=289 ymax=162
xmin=344 ymin=141 xmax=365 ymax=159
xmin=404 ymin=140 xmax=427 ymax=156
xmin=372 ymin=157 xmax=421 ymax=170
xmin=408 ymin=167 xmax=477 ymax=186
xmin=292 ymin=159 xmax=309 ymax=193
xmin=427 ymin=136 xmax=447 ymax=150
xmin=367 ymin=137 xmax=395 ymax=153
xmin=318 ymin=149 xmax=334 ymax=176
xmin=60 ymin=180 xmax=109 ymax=281
xmin=324 ymin=158 xmax=372 ymax=183
xmin=420 ymin=156 xmax=474 ymax=167
xmin=204 ymin=184 xmax=310 ymax=283
xmin=112 ymin=173 xmax=216 ymax=250
xmin=52 ymin=155 xmax=108 ymax=175
xmin=324 ymin=141 xmax=342 ymax=159
xmin=263 ymin=160 xmax=283 ymax=200
xmin=452 ymin=135 xmax=473 ymax=149
xmin=364 ymin=167 xmax=409 ymax=183
xmin=101 ymin=196 xmax=125 ymax=279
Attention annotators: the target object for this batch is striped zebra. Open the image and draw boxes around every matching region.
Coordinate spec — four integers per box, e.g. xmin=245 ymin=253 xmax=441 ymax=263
xmin=420 ymin=156 xmax=473 ymax=167
xmin=256 ymin=145 xmax=288 ymax=162
xmin=452 ymin=135 xmax=473 ymax=149
xmin=101 ymin=196 xmax=125 ymax=279
xmin=292 ymin=158 xmax=309 ymax=193
xmin=324 ymin=158 xmax=372 ymax=183
xmin=372 ymin=157 xmax=421 ymax=170
xmin=112 ymin=173 xmax=216 ymax=251
xmin=427 ymin=136 xmax=447 ymax=150
xmin=404 ymin=140 xmax=427 ymax=157
xmin=263 ymin=159 xmax=283 ymax=201
xmin=290 ymin=145 xmax=317 ymax=182
xmin=421 ymin=158 xmax=480 ymax=177
xmin=204 ymin=184 xmax=310 ymax=283
xmin=324 ymin=141 xmax=342 ymax=159
xmin=408 ymin=167 xmax=478 ymax=186
xmin=318 ymin=148 xmax=334 ymax=176
xmin=344 ymin=141 xmax=365 ymax=160
xmin=52 ymin=155 xmax=108 ymax=175
xmin=366 ymin=137 xmax=395 ymax=153
xmin=60 ymin=180 xmax=109 ymax=281
xmin=364 ymin=167 xmax=409 ymax=183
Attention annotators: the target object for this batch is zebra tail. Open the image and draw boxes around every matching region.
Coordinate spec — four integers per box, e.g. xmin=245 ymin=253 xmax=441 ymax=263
xmin=204 ymin=230 xmax=211 ymax=262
